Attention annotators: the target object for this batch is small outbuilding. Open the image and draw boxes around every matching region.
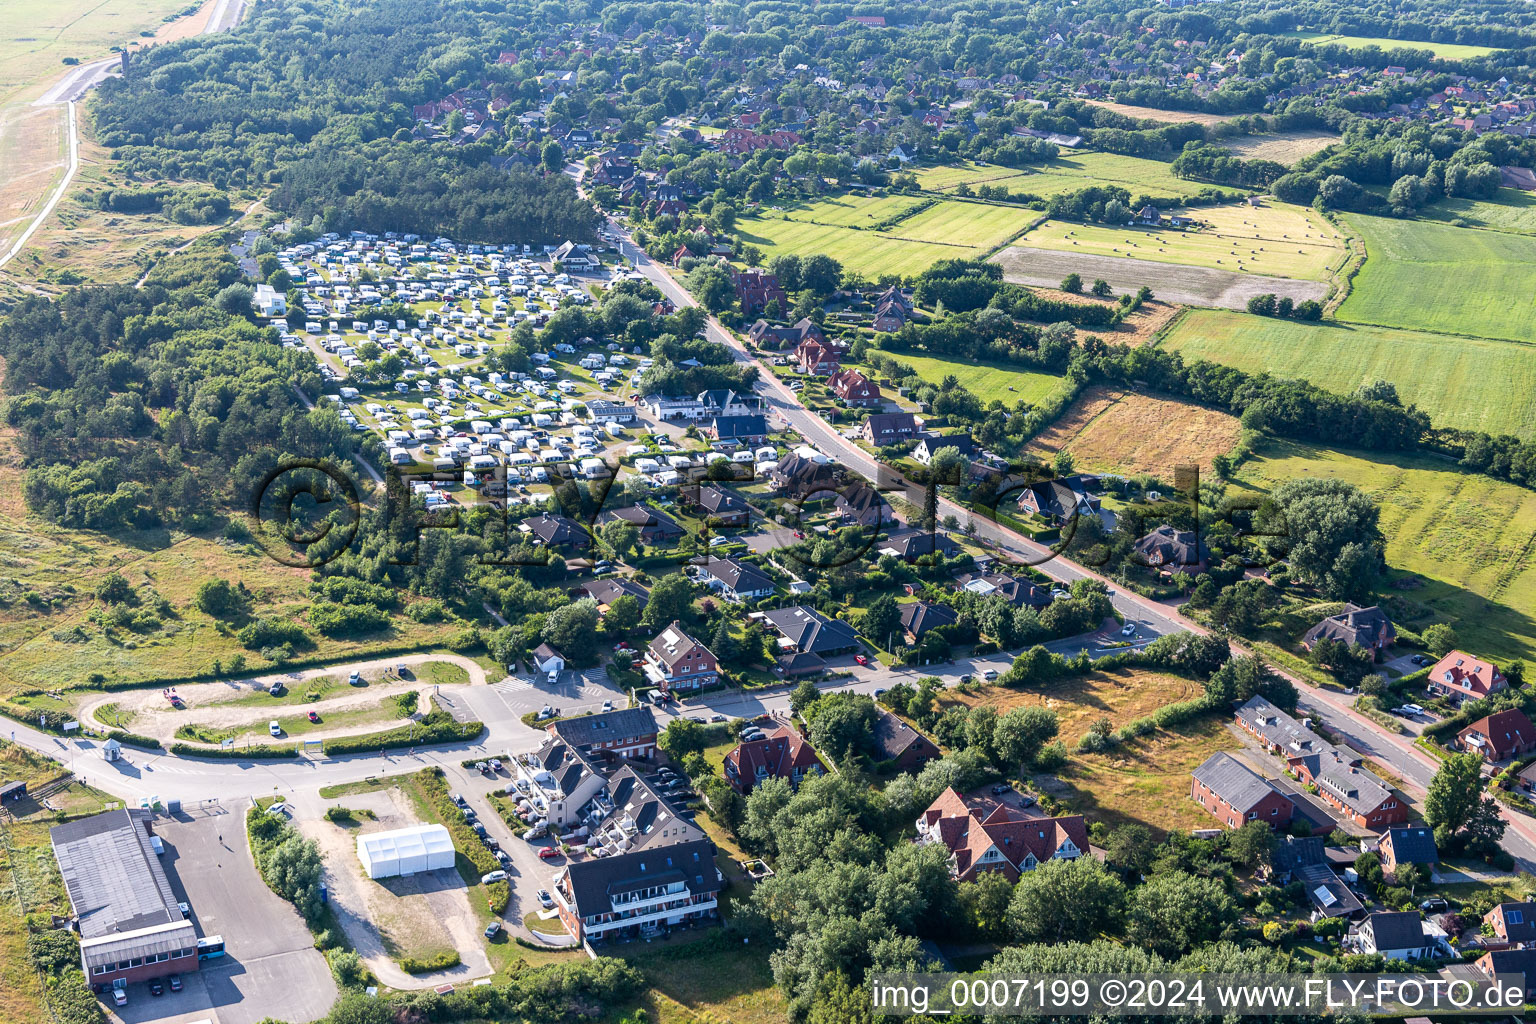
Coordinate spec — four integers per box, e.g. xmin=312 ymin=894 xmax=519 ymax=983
xmin=357 ymin=824 xmax=456 ymax=880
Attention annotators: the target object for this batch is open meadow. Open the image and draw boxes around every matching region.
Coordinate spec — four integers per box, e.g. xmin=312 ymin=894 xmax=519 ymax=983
xmin=0 ymin=104 xmax=66 ymax=255
xmin=739 ymin=198 xmax=1038 ymax=276
xmin=1082 ymin=101 xmax=1231 ymax=127
xmin=865 ymin=348 xmax=1064 ymax=405
xmin=1229 ymin=438 xmax=1536 ymax=662
xmin=940 ymin=669 xmax=1232 ymax=834
xmin=1285 ymin=31 xmax=1501 ymax=59
xmin=0 ymin=0 xmax=206 ymax=104
xmin=917 ymin=152 xmax=1198 ymax=198
xmin=1413 ymin=187 xmax=1536 ymax=234
xmin=1161 ymin=308 xmax=1536 ymax=439
xmin=1026 ymin=386 xmax=1244 ymax=475
xmin=1336 ymin=213 xmax=1536 ymax=343
xmin=1019 ymin=201 xmax=1346 ymax=280
xmin=1220 ymin=130 xmax=1339 ymax=165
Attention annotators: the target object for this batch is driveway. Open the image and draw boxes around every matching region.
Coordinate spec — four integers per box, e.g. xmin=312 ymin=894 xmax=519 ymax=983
xmin=154 ymin=803 xmax=336 ymax=1024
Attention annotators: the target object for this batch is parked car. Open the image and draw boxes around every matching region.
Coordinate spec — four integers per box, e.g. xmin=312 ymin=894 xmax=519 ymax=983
xmin=452 ymin=792 xmax=466 ymax=806
xmin=480 ymin=870 xmax=508 ymax=884
xmin=149 ymin=980 xmax=164 ymax=997
xmin=1421 ymin=897 xmax=1449 ymax=913
xmin=854 ymin=655 xmax=868 ymax=666
xmin=308 ymin=710 xmax=320 ymax=723
xmin=538 ymin=889 xmax=555 ymax=908
xmin=484 ymin=921 xmax=502 ymax=939
xmin=1121 ymin=624 xmax=1137 ymax=637
xmin=710 ymin=714 xmax=726 ymax=723
xmin=168 ymin=975 xmax=182 ymax=992
xmin=269 ymin=720 xmax=282 ymax=737
xmin=113 ymin=989 xmax=127 ymax=1007
xmin=489 ymin=758 xmax=503 ymax=771
xmin=601 ymin=700 xmax=613 ymax=712
xmin=476 ymin=761 xmax=491 ymax=774
xmin=1411 ymin=654 xmax=1430 ymax=666
xmin=177 ymin=902 xmax=189 ymax=919
xmin=538 ymin=846 xmax=560 ymax=860
xmin=982 ymin=669 xmax=998 ymax=681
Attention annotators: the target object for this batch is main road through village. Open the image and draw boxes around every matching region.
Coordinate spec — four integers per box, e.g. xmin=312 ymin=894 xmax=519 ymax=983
xmin=7 ymin=206 xmax=1535 ymax=876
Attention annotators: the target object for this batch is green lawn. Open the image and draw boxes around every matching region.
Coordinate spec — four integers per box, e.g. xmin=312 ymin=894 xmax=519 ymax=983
xmin=737 ymin=215 xmax=970 ymax=278
xmin=865 ymin=350 xmax=1063 ymax=405
xmin=1337 ymin=213 xmax=1536 ymax=343
xmin=887 ymin=201 xmax=1039 ymax=250
xmin=779 ymin=193 xmax=929 ymax=227
xmin=1228 ymin=437 xmax=1536 ymax=662
xmin=1160 ymin=308 xmax=1536 ymax=439
xmin=1284 ymin=31 xmax=1501 ymax=59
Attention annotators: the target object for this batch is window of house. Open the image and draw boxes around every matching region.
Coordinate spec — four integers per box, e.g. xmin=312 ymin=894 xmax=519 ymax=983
xmin=1511 ymin=910 xmax=1525 ymax=924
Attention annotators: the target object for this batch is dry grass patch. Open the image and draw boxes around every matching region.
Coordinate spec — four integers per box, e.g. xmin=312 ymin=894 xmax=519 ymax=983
xmin=940 ymin=668 xmax=1204 ymax=745
xmin=1083 ymin=101 xmax=1232 ymax=127
xmin=1026 ymin=386 xmax=1242 ymax=475
xmin=1222 ymin=131 xmax=1339 ymax=165
xmin=0 ymin=104 xmax=66 ymax=250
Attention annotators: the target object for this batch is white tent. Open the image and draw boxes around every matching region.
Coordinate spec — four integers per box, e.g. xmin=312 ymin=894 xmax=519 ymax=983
xmin=356 ymin=824 xmax=455 ymax=880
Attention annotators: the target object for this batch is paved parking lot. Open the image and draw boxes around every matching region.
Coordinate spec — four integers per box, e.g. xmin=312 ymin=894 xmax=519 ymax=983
xmin=151 ymin=804 xmax=337 ymax=1024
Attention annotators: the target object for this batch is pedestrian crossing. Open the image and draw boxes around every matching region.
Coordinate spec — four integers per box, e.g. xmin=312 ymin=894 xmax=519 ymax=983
xmin=494 ymin=678 xmax=535 ymax=694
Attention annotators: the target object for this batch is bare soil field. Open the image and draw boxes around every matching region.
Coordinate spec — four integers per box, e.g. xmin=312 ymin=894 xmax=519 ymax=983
xmin=993 ymin=244 xmax=1329 ymax=309
xmin=1083 ymin=101 xmax=1232 ymax=127
xmin=1026 ymin=385 xmax=1243 ymax=475
xmin=1221 ymin=130 xmax=1339 ymax=165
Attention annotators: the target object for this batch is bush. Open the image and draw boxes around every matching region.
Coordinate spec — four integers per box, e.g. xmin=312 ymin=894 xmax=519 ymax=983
xmin=399 ymin=949 xmax=461 ymax=974
xmin=328 ymin=948 xmax=370 ymax=987
xmin=170 ymin=741 xmax=297 ymax=759
xmin=27 ymin=930 xmax=81 ymax=974
xmin=105 ymin=729 xmax=162 ymax=750
xmin=320 ymin=711 xmax=482 ymax=755
xmin=1034 ymin=740 xmax=1068 ymax=771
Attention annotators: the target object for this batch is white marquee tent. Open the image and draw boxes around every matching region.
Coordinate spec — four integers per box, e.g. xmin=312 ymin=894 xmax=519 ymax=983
xmin=356 ymin=824 xmax=455 ymax=880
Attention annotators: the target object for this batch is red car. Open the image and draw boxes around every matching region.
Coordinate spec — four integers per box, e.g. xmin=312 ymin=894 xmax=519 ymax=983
xmin=537 ymin=847 xmax=560 ymax=860
xmin=308 ymin=710 xmax=320 ymax=723
xmin=854 ymin=655 xmax=868 ymax=667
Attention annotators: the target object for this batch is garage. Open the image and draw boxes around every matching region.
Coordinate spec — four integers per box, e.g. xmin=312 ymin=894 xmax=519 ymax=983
xmin=356 ymin=824 xmax=455 ymax=880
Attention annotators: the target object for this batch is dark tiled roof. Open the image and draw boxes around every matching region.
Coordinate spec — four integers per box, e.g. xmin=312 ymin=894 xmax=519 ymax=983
xmin=1364 ymin=910 xmax=1428 ymax=952
xmin=899 ymin=601 xmax=958 ymax=637
xmin=1380 ymin=825 xmax=1438 ymax=866
xmin=1302 ymin=603 xmax=1394 ymax=648
xmin=1192 ymin=752 xmax=1282 ymax=812
xmin=552 ymin=706 xmax=658 ymax=748
xmin=763 ymin=605 xmax=859 ymax=654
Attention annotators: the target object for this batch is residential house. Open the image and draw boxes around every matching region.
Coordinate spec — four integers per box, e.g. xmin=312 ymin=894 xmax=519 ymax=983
xmin=729 ymin=268 xmax=788 ymax=315
xmin=747 ymin=318 xmax=824 ymax=350
xmin=1271 ymin=836 xmax=1364 ymax=919
xmin=597 ymin=504 xmax=684 ymax=544
xmin=1376 ymin=825 xmax=1438 ymax=876
xmin=724 ymin=722 xmax=825 ymax=794
xmin=1132 ymin=524 xmax=1210 ymax=575
xmin=1458 ymin=708 xmax=1536 ymax=763
xmin=551 ymin=706 xmax=660 ymax=761
xmin=834 ymin=481 xmax=895 ymax=527
xmin=1428 ymin=651 xmax=1507 ymax=704
xmin=899 ymin=601 xmax=959 ymax=642
xmin=763 ymin=605 xmax=861 ymax=656
xmin=796 ymin=339 xmax=842 ymax=376
xmin=872 ymin=299 xmax=909 ymax=332
xmin=1356 ymin=911 xmax=1446 ymax=961
xmin=769 ymin=452 xmax=838 ymax=495
xmin=575 ymin=577 xmax=651 ymax=612
xmin=522 ymin=513 xmax=591 ymax=552
xmin=827 ymin=369 xmax=881 ymax=407
xmin=869 ymin=709 xmax=941 ymax=774
xmin=953 ymin=571 xmax=1052 ymax=609
xmin=551 ymin=240 xmax=600 ymax=271
xmin=699 ymin=389 xmax=764 ymax=418
xmin=688 ymin=483 xmax=752 ymax=527
xmin=878 ymin=530 xmax=962 ymax=562
xmin=776 ymin=651 xmax=827 ymax=678
xmin=913 ymin=434 xmax=979 ymax=466
xmin=856 ymin=412 xmax=920 ymax=445
xmin=644 ymin=622 xmax=719 ymax=693
xmin=1291 ymin=748 xmax=1407 ymax=829
xmin=513 ymin=737 xmax=609 ymax=828
xmin=1301 ymin=604 xmax=1396 ymax=656
xmin=1474 ymin=949 xmax=1536 ymax=998
xmin=704 ymin=414 xmax=769 ymax=443
xmin=1016 ymin=476 xmax=1100 ymax=525
xmin=588 ymin=401 xmax=636 ymax=424
xmin=1483 ymin=901 xmax=1536 ymax=944
xmin=1190 ymin=752 xmax=1296 ymax=829
xmin=698 ymin=555 xmax=776 ymax=601
xmin=914 ymin=787 xmax=1088 ymax=882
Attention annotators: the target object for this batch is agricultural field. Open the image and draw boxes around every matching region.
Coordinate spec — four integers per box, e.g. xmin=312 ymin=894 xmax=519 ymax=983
xmin=992 ymin=245 xmax=1327 ymax=310
xmin=919 ymin=152 xmax=1197 ymax=198
xmin=779 ymin=193 xmax=929 ymax=227
xmin=739 ymin=198 xmax=1036 ymax=276
xmin=1026 ymin=386 xmax=1244 ymax=475
xmin=1018 ymin=201 xmax=1346 ymax=280
xmin=940 ymin=669 xmax=1231 ymax=834
xmin=1082 ymin=101 xmax=1232 ymax=127
xmin=1228 ymin=438 xmax=1536 ymax=662
xmin=1336 ymin=213 xmax=1536 ymax=343
xmin=1285 ymin=31 xmax=1501 ymax=59
xmin=1161 ymin=309 xmax=1536 ymax=439
xmin=1220 ymin=130 xmax=1340 ymax=165
xmin=863 ymin=348 xmax=1064 ymax=405
xmin=1413 ymin=187 xmax=1536 ymax=235
xmin=0 ymin=0 xmax=207 ymax=104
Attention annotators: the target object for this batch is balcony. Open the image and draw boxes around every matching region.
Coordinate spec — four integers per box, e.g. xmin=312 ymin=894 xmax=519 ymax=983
xmin=584 ymin=896 xmax=718 ymax=937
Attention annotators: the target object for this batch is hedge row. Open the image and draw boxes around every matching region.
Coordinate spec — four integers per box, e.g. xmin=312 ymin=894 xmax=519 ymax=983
xmin=320 ymin=711 xmax=483 ymax=755
xmin=400 ymin=950 xmax=462 ymax=974
xmin=169 ymin=741 xmax=299 ymax=759
xmin=106 ymin=729 xmax=162 ymax=750
xmin=416 ymin=767 xmax=510 ymax=913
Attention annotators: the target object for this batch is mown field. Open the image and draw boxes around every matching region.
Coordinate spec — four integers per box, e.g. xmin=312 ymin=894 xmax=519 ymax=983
xmin=1161 ymin=308 xmax=1536 ymax=439
xmin=1082 ymin=101 xmax=1232 ymax=127
xmin=865 ymin=348 xmax=1064 ymax=405
xmin=739 ymin=198 xmax=1038 ymax=276
xmin=1414 ymin=187 xmax=1536 ymax=235
xmin=1336 ymin=214 xmax=1536 ymax=343
xmin=1026 ymin=386 xmax=1243 ymax=475
xmin=940 ymin=669 xmax=1231 ymax=835
xmin=1229 ymin=438 xmax=1536 ymax=662
xmin=1019 ymin=201 xmax=1345 ymax=280
xmin=1285 ymin=31 xmax=1500 ymax=59
xmin=1220 ymin=130 xmax=1340 ymax=165
xmin=0 ymin=0 xmax=202 ymax=103
xmin=916 ymin=152 xmax=1197 ymax=197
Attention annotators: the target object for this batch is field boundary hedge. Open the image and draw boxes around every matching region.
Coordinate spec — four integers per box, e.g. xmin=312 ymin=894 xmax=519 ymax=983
xmin=321 ymin=712 xmax=482 ymax=755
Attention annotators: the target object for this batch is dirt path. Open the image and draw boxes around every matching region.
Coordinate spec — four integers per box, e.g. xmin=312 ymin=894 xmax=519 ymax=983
xmin=80 ymin=653 xmax=487 ymax=742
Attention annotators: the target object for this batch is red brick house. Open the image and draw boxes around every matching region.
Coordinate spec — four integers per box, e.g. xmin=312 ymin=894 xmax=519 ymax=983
xmin=1289 ymin=748 xmax=1407 ymax=828
xmin=729 ymin=268 xmax=789 ymax=315
xmin=796 ymin=339 xmax=842 ymax=375
xmin=870 ymin=710 xmax=940 ymax=774
xmin=723 ymin=723 xmax=824 ymax=794
xmin=1190 ymin=752 xmax=1295 ymax=829
xmin=1484 ymin=901 xmax=1536 ymax=944
xmin=826 ymin=369 xmax=881 ymax=407
xmin=643 ymin=621 xmax=719 ymax=693
xmin=1428 ymin=651 xmax=1507 ymax=704
xmin=1458 ymin=708 xmax=1536 ymax=762
xmin=914 ymin=788 xmax=1088 ymax=882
